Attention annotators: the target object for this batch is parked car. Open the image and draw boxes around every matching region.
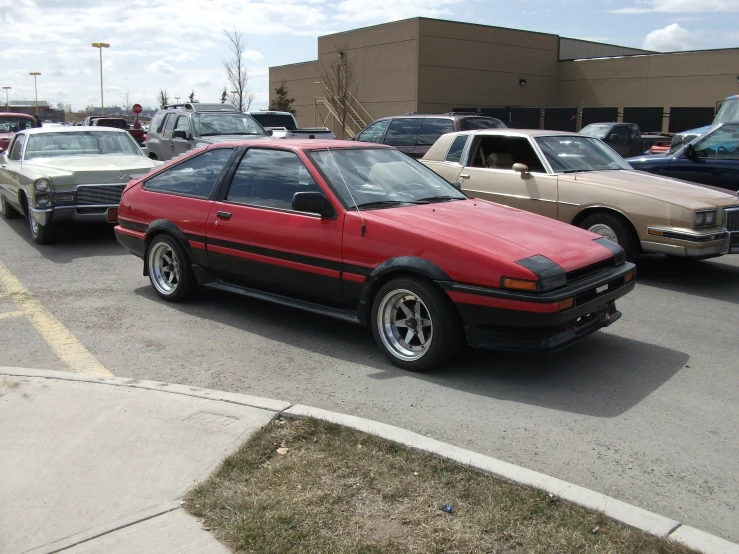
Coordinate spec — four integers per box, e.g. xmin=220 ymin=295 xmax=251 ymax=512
xmin=421 ymin=129 xmax=739 ymax=261
xmin=146 ymin=103 xmax=268 ymax=161
xmin=627 ymin=122 xmax=739 ymax=195
xmin=0 ymin=127 xmax=159 ymax=244
xmin=580 ymin=122 xmax=671 ymax=157
xmin=247 ymin=110 xmax=334 ymax=139
xmin=114 ymin=139 xmax=635 ymax=371
xmin=354 ymin=113 xmax=506 ymax=159
xmin=91 ymin=117 xmax=146 ymax=146
xmin=669 ymin=94 xmax=739 ymax=152
xmin=0 ymin=113 xmax=40 ymax=152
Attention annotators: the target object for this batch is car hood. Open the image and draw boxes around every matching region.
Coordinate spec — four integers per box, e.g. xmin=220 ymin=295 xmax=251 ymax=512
xmin=197 ymin=135 xmax=268 ymax=144
xmin=559 ymin=169 xmax=739 ymax=208
xmin=21 ymin=155 xmax=159 ymax=184
xmin=365 ymin=199 xmax=613 ymax=273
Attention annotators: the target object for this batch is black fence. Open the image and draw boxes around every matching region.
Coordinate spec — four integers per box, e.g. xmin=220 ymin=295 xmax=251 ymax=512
xmin=668 ymin=107 xmax=715 ymax=133
xmin=581 ymin=107 xmax=618 ymax=127
xmin=544 ymin=107 xmax=577 ymax=132
xmin=623 ymin=107 xmax=663 ymax=133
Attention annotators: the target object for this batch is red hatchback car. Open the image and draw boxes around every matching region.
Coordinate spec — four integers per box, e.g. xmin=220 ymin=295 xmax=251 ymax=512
xmin=115 ymin=140 xmax=636 ymax=371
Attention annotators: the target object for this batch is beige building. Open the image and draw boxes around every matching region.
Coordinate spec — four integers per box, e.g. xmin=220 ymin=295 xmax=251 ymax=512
xmin=269 ymin=18 xmax=739 ymax=135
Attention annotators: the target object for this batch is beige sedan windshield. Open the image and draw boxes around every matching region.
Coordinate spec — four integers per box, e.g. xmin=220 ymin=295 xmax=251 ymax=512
xmin=24 ymin=131 xmax=142 ymax=160
xmin=535 ymin=136 xmax=631 ymax=173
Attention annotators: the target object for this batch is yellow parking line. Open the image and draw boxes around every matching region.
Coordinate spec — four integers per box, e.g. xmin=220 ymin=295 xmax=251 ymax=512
xmin=0 ymin=261 xmax=112 ymax=376
xmin=0 ymin=310 xmax=25 ymax=320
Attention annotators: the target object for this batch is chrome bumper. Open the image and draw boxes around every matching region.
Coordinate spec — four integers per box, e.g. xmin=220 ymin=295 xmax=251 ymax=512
xmin=29 ymin=205 xmax=118 ymax=226
xmin=641 ymin=234 xmax=732 ymax=259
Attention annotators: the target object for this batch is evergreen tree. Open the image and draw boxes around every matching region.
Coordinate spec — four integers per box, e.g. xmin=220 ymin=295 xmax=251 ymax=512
xmin=269 ymin=80 xmax=296 ymax=114
xmin=220 ymin=87 xmax=228 ymax=104
xmin=188 ymin=91 xmax=196 ymax=103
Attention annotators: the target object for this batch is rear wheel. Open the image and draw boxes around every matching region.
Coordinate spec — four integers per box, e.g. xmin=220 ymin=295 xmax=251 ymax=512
xmin=147 ymin=235 xmax=199 ymax=302
xmin=580 ymin=212 xmax=639 ymax=262
xmin=0 ymin=195 xmax=20 ymax=219
xmin=371 ymin=276 xmax=461 ymax=372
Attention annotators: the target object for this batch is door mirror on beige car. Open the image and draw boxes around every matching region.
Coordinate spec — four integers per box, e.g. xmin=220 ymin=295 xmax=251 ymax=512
xmin=512 ymin=163 xmax=530 ymax=179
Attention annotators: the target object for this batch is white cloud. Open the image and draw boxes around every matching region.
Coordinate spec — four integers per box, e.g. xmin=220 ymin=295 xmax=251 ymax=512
xmin=334 ymin=0 xmax=462 ymax=22
xmin=146 ymin=60 xmax=176 ymax=74
xmin=244 ymin=50 xmax=264 ymax=61
xmin=613 ymin=0 xmax=739 ymax=14
xmin=643 ymin=23 xmax=698 ymax=51
xmin=193 ymin=77 xmax=212 ymax=86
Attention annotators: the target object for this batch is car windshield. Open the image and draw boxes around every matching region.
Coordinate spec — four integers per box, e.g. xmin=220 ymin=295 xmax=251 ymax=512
xmin=535 ymin=136 xmax=632 ymax=172
xmin=714 ymin=97 xmax=739 ymax=124
xmin=192 ymin=113 xmax=266 ymax=137
xmin=579 ymin=124 xmax=613 ymax=139
xmin=460 ymin=118 xmax=506 ymax=130
xmin=308 ymin=147 xmax=467 ymax=209
xmin=249 ymin=113 xmax=297 ymax=130
xmin=24 ymin=131 xmax=143 ymax=160
xmin=0 ymin=116 xmax=35 ymax=133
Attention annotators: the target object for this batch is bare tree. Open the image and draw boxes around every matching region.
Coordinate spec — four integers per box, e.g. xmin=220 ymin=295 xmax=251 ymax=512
xmin=318 ymin=45 xmax=356 ymax=139
xmin=156 ymin=90 xmax=169 ymax=109
xmin=122 ymin=91 xmax=133 ymax=116
xmin=222 ymin=27 xmax=254 ymax=112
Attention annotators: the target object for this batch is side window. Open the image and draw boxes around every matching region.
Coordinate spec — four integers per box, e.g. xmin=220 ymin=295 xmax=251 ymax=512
xmin=445 ymin=135 xmax=470 ymax=163
xmin=416 ymin=118 xmax=455 ymax=146
xmin=161 ymin=114 xmax=177 ymax=139
xmin=226 ymin=149 xmax=321 ymax=211
xmin=174 ymin=116 xmax=191 ymax=136
xmin=357 ymin=120 xmax=390 ymax=144
xmin=144 ymin=148 xmax=234 ymax=197
xmin=695 ymin=125 xmax=739 ymax=159
xmin=630 ymin=125 xmax=640 ymax=140
xmin=470 ymin=136 xmax=546 ymax=173
xmin=8 ymin=135 xmax=26 ymax=161
xmin=613 ymin=126 xmax=629 ymax=141
xmin=384 ymin=118 xmax=423 ymax=147
xmin=150 ymin=112 xmax=165 ymax=134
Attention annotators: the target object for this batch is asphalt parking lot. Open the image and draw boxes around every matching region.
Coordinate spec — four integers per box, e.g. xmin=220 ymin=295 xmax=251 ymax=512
xmin=0 ymin=217 xmax=737 ymax=543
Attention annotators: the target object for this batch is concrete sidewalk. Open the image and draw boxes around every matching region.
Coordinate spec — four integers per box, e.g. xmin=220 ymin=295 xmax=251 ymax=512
xmin=1 ymin=367 xmax=738 ymax=554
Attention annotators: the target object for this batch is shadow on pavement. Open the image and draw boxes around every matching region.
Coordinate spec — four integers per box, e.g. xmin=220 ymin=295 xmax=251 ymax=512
xmin=2 ymin=218 xmax=125 ymax=263
xmin=133 ymin=284 xmax=689 ymax=419
xmin=634 ymin=254 xmax=739 ymax=304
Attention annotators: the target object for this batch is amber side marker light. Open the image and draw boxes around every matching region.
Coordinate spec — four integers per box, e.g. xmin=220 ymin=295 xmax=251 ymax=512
xmin=624 ymin=270 xmax=635 ymax=284
xmin=558 ymin=297 xmax=574 ymax=311
xmin=648 ymin=229 xmax=664 ymax=236
xmin=501 ymin=278 xmax=538 ymax=292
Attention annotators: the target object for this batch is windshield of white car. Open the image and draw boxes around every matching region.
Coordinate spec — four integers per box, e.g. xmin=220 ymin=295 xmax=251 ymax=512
xmin=193 ymin=113 xmax=266 ymax=137
xmin=24 ymin=131 xmax=143 ymax=160
xmin=714 ymin=97 xmax=739 ymax=124
xmin=579 ymin=124 xmax=612 ymax=139
xmin=308 ymin=147 xmax=467 ymax=209
xmin=535 ymin=136 xmax=632 ymax=173
xmin=249 ymin=113 xmax=297 ymax=130
xmin=0 ymin=117 xmax=35 ymax=133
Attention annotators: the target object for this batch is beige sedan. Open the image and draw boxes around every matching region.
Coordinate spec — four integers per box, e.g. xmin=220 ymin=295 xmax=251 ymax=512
xmin=421 ymin=129 xmax=739 ymax=261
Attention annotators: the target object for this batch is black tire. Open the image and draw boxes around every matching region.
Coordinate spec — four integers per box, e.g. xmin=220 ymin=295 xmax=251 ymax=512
xmin=146 ymin=234 xmax=199 ymax=302
xmin=579 ymin=212 xmax=639 ymax=263
xmin=371 ymin=276 xmax=461 ymax=372
xmin=1 ymin=195 xmax=20 ymax=219
xmin=27 ymin=205 xmax=56 ymax=245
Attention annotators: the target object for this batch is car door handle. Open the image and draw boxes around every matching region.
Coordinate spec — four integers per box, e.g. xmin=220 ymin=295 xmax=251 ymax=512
xmin=216 ymin=211 xmax=232 ymax=220
xmin=459 ymin=174 xmax=470 ymax=179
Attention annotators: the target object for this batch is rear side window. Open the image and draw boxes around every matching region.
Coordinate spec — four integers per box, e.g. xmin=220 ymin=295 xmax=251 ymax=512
xmin=630 ymin=125 xmax=640 ymax=140
xmin=174 ymin=116 xmax=191 ymax=134
xmin=384 ymin=118 xmax=423 ymax=147
xmin=417 ymin=118 xmax=455 ymax=146
xmin=150 ymin=112 xmax=166 ymax=134
xmin=161 ymin=114 xmax=177 ymax=139
xmin=460 ymin=117 xmax=506 ymax=131
xmin=445 ymin=135 xmax=469 ymax=163
xmin=144 ymin=148 xmax=234 ymax=197
xmin=357 ymin=120 xmax=390 ymax=144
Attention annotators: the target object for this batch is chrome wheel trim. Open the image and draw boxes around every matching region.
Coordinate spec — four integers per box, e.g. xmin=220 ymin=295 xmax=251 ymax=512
xmin=588 ymin=223 xmax=619 ymax=244
xmin=29 ymin=216 xmax=39 ymax=236
xmin=377 ymin=289 xmax=433 ymax=362
xmin=149 ymin=242 xmax=180 ymax=295
xmin=1 ymin=196 xmax=6 ymax=211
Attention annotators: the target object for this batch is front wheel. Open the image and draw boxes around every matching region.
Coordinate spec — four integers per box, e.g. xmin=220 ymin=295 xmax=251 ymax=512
xmin=579 ymin=212 xmax=639 ymax=263
xmin=28 ymin=212 xmax=56 ymax=245
xmin=147 ymin=235 xmax=199 ymax=302
xmin=371 ymin=276 xmax=461 ymax=372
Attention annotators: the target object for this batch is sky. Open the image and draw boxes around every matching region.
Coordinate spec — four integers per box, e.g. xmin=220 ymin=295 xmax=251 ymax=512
xmin=1 ymin=0 xmax=738 ymax=114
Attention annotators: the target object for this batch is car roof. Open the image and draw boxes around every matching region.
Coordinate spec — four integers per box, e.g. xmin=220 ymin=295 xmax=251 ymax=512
xmin=0 ymin=112 xmax=36 ymax=119
xmin=373 ymin=113 xmax=502 ymax=120
xmin=20 ymin=126 xmax=129 ymax=135
xmin=206 ymin=139 xmax=390 ymax=150
xmin=446 ymin=129 xmax=580 ymax=138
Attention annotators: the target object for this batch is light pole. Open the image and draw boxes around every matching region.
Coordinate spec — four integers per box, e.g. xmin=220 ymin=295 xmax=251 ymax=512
xmin=2 ymin=86 xmax=10 ymax=110
xmin=174 ymin=96 xmax=180 ymax=104
xmin=28 ymin=73 xmax=40 ymax=117
xmin=91 ymin=42 xmax=110 ymax=115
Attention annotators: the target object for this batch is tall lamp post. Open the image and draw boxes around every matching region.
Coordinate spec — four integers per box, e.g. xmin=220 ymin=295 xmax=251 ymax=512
xmin=28 ymin=73 xmax=40 ymax=117
xmin=174 ymin=96 xmax=180 ymax=104
xmin=91 ymin=42 xmax=110 ymax=115
xmin=2 ymin=86 xmax=10 ymax=111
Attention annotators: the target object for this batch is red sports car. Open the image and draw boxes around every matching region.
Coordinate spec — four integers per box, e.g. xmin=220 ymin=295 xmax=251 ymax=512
xmin=115 ymin=140 xmax=636 ymax=371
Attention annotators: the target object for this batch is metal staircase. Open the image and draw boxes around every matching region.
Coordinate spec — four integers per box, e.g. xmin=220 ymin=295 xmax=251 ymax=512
xmin=315 ymin=83 xmax=373 ymax=138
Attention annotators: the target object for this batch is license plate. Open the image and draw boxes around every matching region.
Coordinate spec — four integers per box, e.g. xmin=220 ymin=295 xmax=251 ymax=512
xmin=596 ymin=284 xmax=609 ymax=294
xmin=107 ymin=208 xmax=119 ymax=223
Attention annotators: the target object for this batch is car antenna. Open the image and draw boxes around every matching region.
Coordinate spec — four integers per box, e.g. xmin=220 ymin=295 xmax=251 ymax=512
xmin=326 ymin=145 xmax=366 ymax=236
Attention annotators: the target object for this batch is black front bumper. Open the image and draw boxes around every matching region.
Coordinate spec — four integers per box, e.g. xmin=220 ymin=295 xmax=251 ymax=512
xmin=441 ymin=262 xmax=636 ymax=352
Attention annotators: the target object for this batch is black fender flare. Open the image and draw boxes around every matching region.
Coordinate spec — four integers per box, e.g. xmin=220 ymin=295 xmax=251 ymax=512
xmin=142 ymin=219 xmax=192 ymax=276
xmin=356 ymin=256 xmax=452 ymax=326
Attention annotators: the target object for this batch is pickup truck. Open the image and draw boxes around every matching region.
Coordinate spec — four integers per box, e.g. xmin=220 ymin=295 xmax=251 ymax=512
xmin=580 ymin=123 xmax=672 ymax=157
xmin=90 ymin=117 xmax=146 ymax=146
xmin=247 ymin=110 xmax=335 ymax=140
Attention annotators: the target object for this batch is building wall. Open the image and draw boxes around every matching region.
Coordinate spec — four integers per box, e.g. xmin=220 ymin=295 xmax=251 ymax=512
xmin=416 ymin=19 xmax=559 ymax=114
xmin=558 ymin=38 xmax=651 ymax=60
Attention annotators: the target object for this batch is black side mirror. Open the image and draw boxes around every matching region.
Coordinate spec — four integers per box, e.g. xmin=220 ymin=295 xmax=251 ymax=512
xmin=267 ymin=129 xmax=274 ymax=136
xmin=173 ymin=129 xmax=188 ymax=140
xmin=450 ymin=181 xmax=462 ymax=190
xmin=685 ymin=143 xmax=697 ymax=160
xmin=292 ymin=191 xmax=332 ymax=217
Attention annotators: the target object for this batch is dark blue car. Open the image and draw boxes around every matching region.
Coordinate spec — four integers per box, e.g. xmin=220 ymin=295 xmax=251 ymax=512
xmin=627 ymin=122 xmax=739 ymax=194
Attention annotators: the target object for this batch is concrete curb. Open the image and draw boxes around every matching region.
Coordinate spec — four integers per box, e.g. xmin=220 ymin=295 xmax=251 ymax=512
xmin=3 ymin=367 xmax=737 ymax=554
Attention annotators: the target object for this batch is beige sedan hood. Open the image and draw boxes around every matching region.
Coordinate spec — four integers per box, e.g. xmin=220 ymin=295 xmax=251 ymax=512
xmin=558 ymin=170 xmax=739 ymax=210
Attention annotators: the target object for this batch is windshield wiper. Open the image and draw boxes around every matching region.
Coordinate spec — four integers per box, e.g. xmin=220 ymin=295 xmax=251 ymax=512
xmin=413 ymin=196 xmax=463 ymax=203
xmin=353 ymin=200 xmax=414 ymax=210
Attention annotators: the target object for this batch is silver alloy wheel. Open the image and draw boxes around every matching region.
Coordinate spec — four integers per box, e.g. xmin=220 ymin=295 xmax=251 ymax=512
xmin=377 ymin=289 xmax=433 ymax=361
xmin=588 ymin=223 xmax=619 ymax=244
xmin=149 ymin=242 xmax=180 ymax=295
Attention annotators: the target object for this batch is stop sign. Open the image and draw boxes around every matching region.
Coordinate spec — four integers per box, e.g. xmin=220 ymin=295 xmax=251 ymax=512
xmin=132 ymin=103 xmax=142 ymax=114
